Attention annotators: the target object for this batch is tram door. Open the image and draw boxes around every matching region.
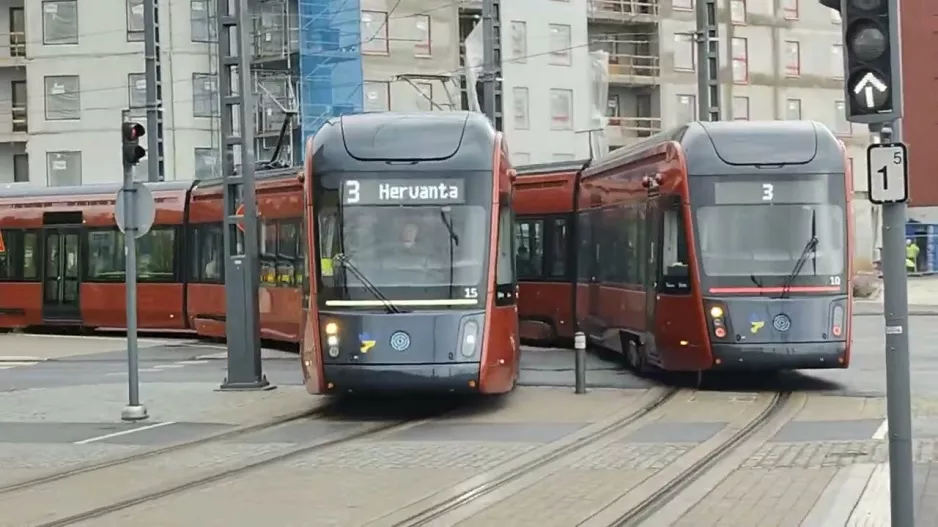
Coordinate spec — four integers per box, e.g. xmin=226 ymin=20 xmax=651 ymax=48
xmin=42 ymin=229 xmax=81 ymax=321
xmin=643 ymin=198 xmax=661 ymax=348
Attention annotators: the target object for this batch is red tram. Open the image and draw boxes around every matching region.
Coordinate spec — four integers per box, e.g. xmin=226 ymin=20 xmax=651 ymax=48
xmin=300 ymin=111 xmax=520 ymax=394
xmin=0 ymin=168 xmax=307 ymax=344
xmin=516 ymin=120 xmax=854 ymax=373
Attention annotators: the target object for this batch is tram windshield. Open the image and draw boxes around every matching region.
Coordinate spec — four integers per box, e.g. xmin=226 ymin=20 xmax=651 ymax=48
xmin=314 ymin=172 xmax=492 ymax=299
xmin=691 ymin=174 xmax=846 ymax=278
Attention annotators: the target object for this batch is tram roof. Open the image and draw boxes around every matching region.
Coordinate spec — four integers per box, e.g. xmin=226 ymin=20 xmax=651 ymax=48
xmin=587 ymin=120 xmax=846 ymax=177
xmin=514 ymin=159 xmax=590 ymax=176
xmin=0 ymin=179 xmax=194 ymax=200
xmin=310 ymin=111 xmax=499 ymax=173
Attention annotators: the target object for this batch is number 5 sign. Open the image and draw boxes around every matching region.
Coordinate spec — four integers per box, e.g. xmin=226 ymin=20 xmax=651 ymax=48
xmin=867 ymin=142 xmax=909 ymax=205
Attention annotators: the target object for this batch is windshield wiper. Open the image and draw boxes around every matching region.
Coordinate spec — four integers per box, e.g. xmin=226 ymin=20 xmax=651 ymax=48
xmin=778 ymin=209 xmax=818 ymax=299
xmin=333 ymin=253 xmax=406 ymax=314
xmin=439 ymin=210 xmax=459 ymax=299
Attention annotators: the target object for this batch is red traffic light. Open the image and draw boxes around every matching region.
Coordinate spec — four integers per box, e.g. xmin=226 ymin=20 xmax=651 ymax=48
xmin=122 ymin=121 xmax=145 ymax=141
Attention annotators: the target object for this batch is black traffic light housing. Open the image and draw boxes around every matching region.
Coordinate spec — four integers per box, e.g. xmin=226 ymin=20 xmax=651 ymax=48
xmin=122 ymin=121 xmax=146 ymax=166
xmin=827 ymin=0 xmax=902 ymax=124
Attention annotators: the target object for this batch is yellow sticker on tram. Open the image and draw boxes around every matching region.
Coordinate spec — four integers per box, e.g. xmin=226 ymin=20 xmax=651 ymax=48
xmin=321 ymin=258 xmax=334 ymax=276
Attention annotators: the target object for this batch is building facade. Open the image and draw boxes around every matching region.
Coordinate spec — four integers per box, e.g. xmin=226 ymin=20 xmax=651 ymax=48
xmin=0 ymin=0 xmax=459 ymax=186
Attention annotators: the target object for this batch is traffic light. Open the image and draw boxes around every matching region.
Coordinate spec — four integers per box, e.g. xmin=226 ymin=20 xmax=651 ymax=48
xmin=122 ymin=121 xmax=146 ymax=167
xmin=834 ymin=0 xmax=901 ymax=123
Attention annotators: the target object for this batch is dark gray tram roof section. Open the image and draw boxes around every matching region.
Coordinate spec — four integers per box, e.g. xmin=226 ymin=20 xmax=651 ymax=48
xmin=311 ymin=111 xmax=497 ymax=174
xmin=586 ymin=120 xmax=845 ymax=178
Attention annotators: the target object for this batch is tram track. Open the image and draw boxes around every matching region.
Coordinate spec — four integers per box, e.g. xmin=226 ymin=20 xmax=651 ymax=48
xmin=377 ymin=386 xmax=682 ymax=527
xmin=377 ymin=389 xmax=793 ymax=527
xmin=0 ymin=399 xmax=454 ymax=527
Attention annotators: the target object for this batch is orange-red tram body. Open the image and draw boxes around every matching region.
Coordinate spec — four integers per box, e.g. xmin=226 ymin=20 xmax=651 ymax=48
xmin=517 ymin=120 xmax=853 ymax=373
xmin=301 ymin=112 xmax=520 ymax=394
xmin=0 ymin=168 xmax=308 ymax=345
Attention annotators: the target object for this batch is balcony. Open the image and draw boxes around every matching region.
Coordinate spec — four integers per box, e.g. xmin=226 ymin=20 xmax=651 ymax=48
xmin=606 ymin=116 xmax=661 ymax=147
xmin=0 ymin=32 xmax=27 ymax=68
xmin=588 ymin=0 xmax=658 ymax=23
xmin=608 ymin=52 xmax=659 ymax=86
xmin=0 ymin=104 xmax=28 ymax=143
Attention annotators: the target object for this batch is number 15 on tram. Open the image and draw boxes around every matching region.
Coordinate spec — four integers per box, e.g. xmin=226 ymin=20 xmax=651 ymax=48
xmin=299 ymin=112 xmax=520 ymax=395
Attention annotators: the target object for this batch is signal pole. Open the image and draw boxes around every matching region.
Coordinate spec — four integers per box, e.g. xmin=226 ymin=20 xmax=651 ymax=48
xmin=215 ymin=0 xmax=269 ymax=390
xmin=143 ymin=0 xmax=164 ymax=181
xmin=825 ymin=0 xmax=913 ymax=523
xmin=481 ymin=0 xmax=501 ymax=129
xmin=695 ymin=0 xmax=720 ymax=121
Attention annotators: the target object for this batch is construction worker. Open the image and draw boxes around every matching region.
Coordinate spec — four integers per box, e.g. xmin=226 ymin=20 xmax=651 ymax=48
xmin=906 ymin=239 xmax=920 ymax=273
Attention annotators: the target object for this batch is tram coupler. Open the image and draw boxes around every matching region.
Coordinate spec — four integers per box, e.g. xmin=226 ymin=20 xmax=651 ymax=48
xmin=574 ymin=331 xmax=587 ymax=394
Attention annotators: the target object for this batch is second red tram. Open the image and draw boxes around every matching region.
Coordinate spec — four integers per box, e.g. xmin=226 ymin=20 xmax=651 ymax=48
xmin=516 ymin=120 xmax=854 ymax=373
xmin=301 ymin=111 xmax=520 ymax=394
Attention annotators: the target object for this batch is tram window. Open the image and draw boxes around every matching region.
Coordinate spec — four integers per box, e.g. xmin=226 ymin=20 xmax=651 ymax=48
xmin=496 ymin=205 xmax=515 ymax=286
xmin=576 ymin=212 xmax=592 ymax=281
xmin=22 ymin=231 xmax=38 ymax=279
xmin=548 ymin=217 xmax=568 ymax=279
xmin=661 ymin=203 xmax=691 ymax=294
xmin=137 ymin=228 xmax=175 ymax=282
xmin=279 ymin=222 xmax=299 ymax=259
xmin=87 ymin=230 xmax=125 ymax=281
xmin=0 ymin=230 xmax=13 ymax=280
xmin=261 ymin=222 xmax=277 ymax=257
xmin=190 ymin=224 xmax=224 ymax=283
xmin=514 ymin=218 xmax=543 ymax=279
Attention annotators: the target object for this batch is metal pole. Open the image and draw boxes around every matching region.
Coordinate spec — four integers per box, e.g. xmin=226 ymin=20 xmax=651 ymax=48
xmin=142 ymin=0 xmax=163 ymax=182
xmin=695 ymin=0 xmax=720 ymax=121
xmin=574 ymin=331 xmax=587 ymax=394
xmin=876 ymin=123 xmax=916 ymax=527
xmin=121 ymin=164 xmax=147 ymax=421
xmin=216 ymin=0 xmax=269 ymax=390
xmin=481 ymin=0 xmax=500 ymax=129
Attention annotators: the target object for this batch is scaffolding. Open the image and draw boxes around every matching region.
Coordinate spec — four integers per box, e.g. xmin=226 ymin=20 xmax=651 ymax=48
xmin=250 ymin=0 xmax=299 ymax=164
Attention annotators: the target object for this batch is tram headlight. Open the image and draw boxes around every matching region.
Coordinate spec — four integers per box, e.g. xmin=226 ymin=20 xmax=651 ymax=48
xmin=707 ymin=303 xmax=729 ymax=339
xmin=327 ymin=335 xmax=339 ymax=347
xmin=831 ymin=304 xmax=845 ymax=338
xmin=460 ymin=320 xmax=479 ymax=358
xmin=325 ymin=322 xmax=338 ymax=335
xmin=709 ymin=306 xmax=724 ymax=319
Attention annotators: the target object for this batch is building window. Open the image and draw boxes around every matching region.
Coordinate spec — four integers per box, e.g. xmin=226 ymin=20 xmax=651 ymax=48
xmin=676 ymin=94 xmax=696 ymax=124
xmin=834 ymin=101 xmax=851 ymax=135
xmin=194 ymin=148 xmax=217 ymax=179
xmin=783 ymin=0 xmax=798 ymax=19
xmin=730 ymin=0 xmax=746 ymax=24
xmin=732 ymin=96 xmax=749 ymax=120
xmin=11 ymin=80 xmax=26 ymax=132
xmin=9 ymin=7 xmax=25 ymax=57
xmin=674 ymin=34 xmax=695 ymax=71
xmin=191 ymin=0 xmax=215 ymax=42
xmin=192 ymin=73 xmax=217 ymax=117
xmin=784 ymin=40 xmax=800 ymax=77
xmin=510 ymin=21 xmax=526 ymax=62
xmin=13 ymin=154 xmax=27 ymax=183
xmin=786 ymin=98 xmax=802 ymax=120
xmin=127 ymin=0 xmax=144 ymax=41
xmin=513 ymin=87 xmax=529 ymax=129
xmin=832 ymin=44 xmax=844 ymax=79
xmin=128 ymin=73 xmax=146 ymax=108
xmin=607 ymin=94 xmax=620 ymax=117
xmin=413 ymin=15 xmax=430 ymax=56
xmin=549 ymin=89 xmax=573 ymax=130
xmin=732 ymin=37 xmax=749 ymax=84
xmin=44 ymin=75 xmax=80 ymax=121
xmin=673 ymin=0 xmax=693 ymax=10
xmin=548 ymin=24 xmax=572 ymax=66
xmin=415 ymin=82 xmax=433 ymax=111
xmin=42 ymin=0 xmax=78 ymax=45
xmin=363 ymin=81 xmax=390 ymax=111
xmin=46 ymin=151 xmax=81 ymax=187
xmin=513 ymin=152 xmax=531 ymax=165
xmin=361 ymin=10 xmax=389 ymax=55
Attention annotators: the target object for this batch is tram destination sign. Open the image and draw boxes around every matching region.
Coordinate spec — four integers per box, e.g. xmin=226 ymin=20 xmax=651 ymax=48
xmin=713 ymin=179 xmax=828 ymax=205
xmin=341 ymin=178 xmax=466 ymax=205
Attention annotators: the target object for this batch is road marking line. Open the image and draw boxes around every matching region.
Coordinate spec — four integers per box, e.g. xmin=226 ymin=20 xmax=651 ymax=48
xmin=178 ymin=360 xmax=209 ymax=365
xmin=74 ymin=421 xmax=177 ymax=445
xmin=154 ymin=364 xmax=184 ymax=369
xmin=872 ymin=419 xmax=888 ymax=440
xmin=0 ymin=356 xmax=44 ymax=362
xmin=105 ymin=372 xmax=127 ymax=376
xmin=0 ymin=362 xmax=38 ymax=367
xmin=847 ymin=463 xmax=890 ymax=526
xmin=800 ymin=464 xmax=876 ymax=527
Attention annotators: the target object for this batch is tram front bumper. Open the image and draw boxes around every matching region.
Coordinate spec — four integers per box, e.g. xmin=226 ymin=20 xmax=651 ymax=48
xmin=323 ymin=362 xmax=481 ymax=393
xmin=710 ymin=341 xmax=848 ymax=370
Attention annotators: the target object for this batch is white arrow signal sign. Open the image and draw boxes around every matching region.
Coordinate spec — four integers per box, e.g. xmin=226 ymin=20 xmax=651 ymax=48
xmin=853 ymin=72 xmax=887 ymax=109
